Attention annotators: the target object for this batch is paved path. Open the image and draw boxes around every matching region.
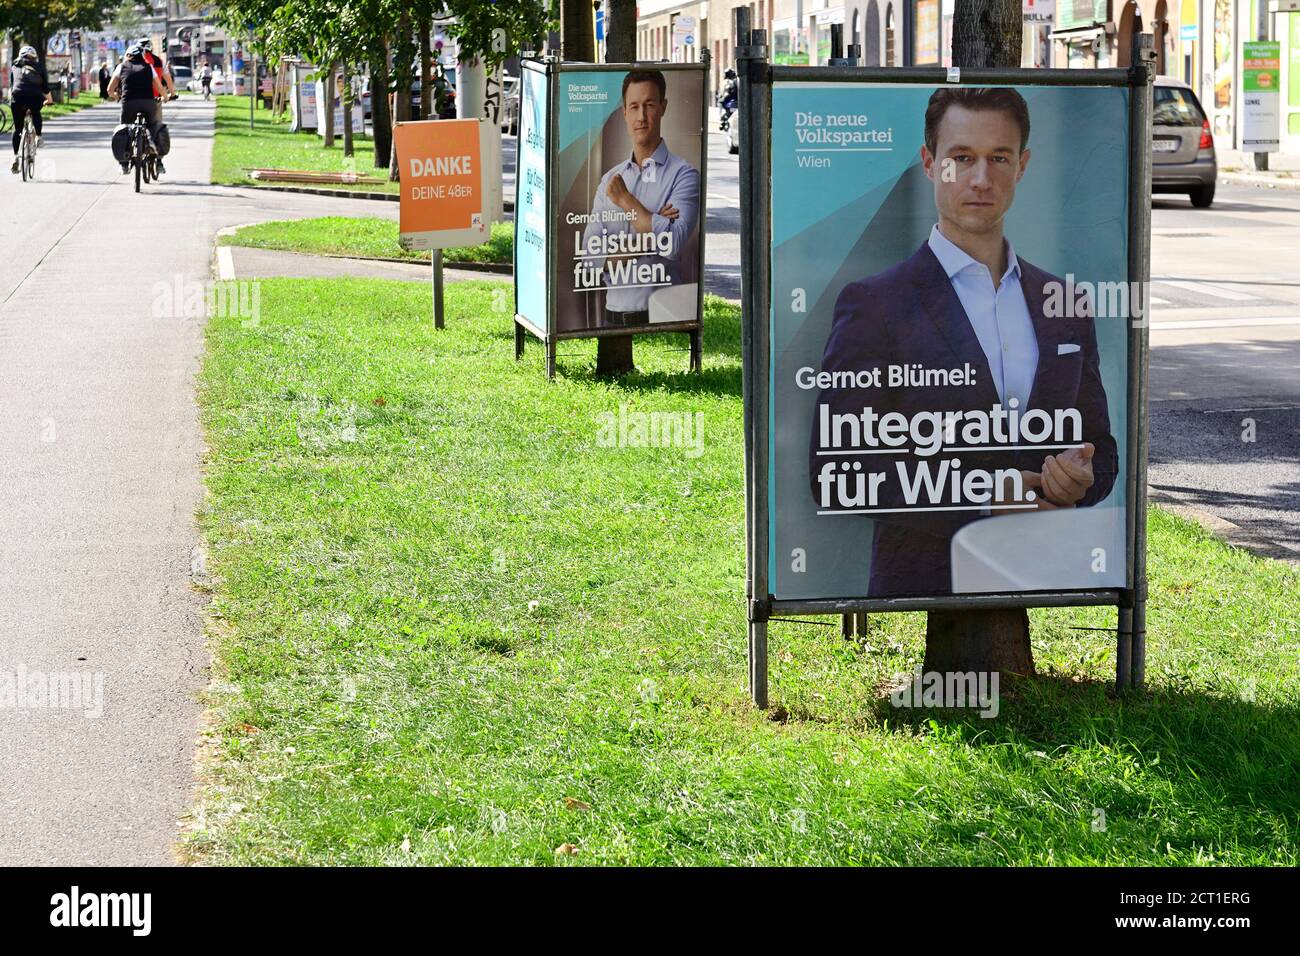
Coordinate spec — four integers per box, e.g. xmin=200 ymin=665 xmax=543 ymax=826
xmin=0 ymin=97 xmax=410 ymax=865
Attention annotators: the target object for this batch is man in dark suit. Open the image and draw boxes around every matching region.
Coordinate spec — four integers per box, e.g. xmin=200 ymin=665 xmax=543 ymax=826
xmin=809 ymin=87 xmax=1118 ymax=597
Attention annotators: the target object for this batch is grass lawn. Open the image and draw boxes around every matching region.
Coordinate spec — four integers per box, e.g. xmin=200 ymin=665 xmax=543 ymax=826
xmin=210 ymin=94 xmax=397 ymax=194
xmin=191 ymin=277 xmax=1300 ymax=865
xmin=219 ymin=216 xmax=512 ymax=265
xmin=44 ymin=89 xmax=105 ymax=119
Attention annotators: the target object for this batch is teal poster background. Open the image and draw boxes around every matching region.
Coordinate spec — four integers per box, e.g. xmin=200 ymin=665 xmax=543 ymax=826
xmin=515 ymin=65 xmax=549 ymax=329
xmin=769 ymin=82 xmax=1132 ymax=600
xmin=552 ymin=68 xmax=705 ymax=332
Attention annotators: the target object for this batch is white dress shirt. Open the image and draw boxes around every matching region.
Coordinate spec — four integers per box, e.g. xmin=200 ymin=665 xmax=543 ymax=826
xmin=927 ymin=224 xmax=1039 ymax=411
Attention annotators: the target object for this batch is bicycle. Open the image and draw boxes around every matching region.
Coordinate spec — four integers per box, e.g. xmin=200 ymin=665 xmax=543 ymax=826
xmin=17 ymin=110 xmax=36 ymax=181
xmin=0 ymin=103 xmax=10 ymax=135
xmin=126 ymin=110 xmax=159 ymax=192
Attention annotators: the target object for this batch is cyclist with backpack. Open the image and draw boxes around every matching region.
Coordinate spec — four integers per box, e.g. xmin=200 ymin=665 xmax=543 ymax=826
xmin=9 ymin=46 xmax=52 ymax=175
xmin=108 ymin=45 xmax=166 ymax=175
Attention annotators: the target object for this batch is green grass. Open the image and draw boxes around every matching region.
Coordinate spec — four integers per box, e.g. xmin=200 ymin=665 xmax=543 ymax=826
xmin=191 ymin=277 xmax=1300 ymax=865
xmin=219 ymin=216 xmax=512 ymax=265
xmin=210 ymin=94 xmax=397 ymax=194
xmin=44 ymin=89 xmax=105 ymax=119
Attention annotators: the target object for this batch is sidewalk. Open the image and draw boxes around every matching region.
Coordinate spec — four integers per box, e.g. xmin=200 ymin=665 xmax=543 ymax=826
xmin=220 ymin=245 xmax=505 ymax=284
xmin=1216 ymin=146 xmax=1300 ymax=189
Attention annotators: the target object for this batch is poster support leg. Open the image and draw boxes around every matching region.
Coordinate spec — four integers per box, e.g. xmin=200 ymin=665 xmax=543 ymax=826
xmin=545 ymin=338 xmax=556 ymax=380
xmin=514 ymin=321 xmax=525 ymax=360
xmin=432 ymin=250 xmax=445 ymax=330
xmin=1132 ymin=599 xmax=1146 ymax=689
xmin=749 ymin=620 xmax=768 ymax=709
xmin=1116 ymin=606 xmax=1133 ymax=691
xmin=689 ymin=329 xmax=702 ymax=372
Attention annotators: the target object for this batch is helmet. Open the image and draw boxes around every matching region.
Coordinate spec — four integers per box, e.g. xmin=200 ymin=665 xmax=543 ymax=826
xmin=138 ymin=37 xmax=153 ymax=51
xmin=126 ymin=44 xmax=144 ymax=59
xmin=724 ymin=68 xmax=737 ymax=79
xmin=17 ymin=45 xmax=37 ymax=63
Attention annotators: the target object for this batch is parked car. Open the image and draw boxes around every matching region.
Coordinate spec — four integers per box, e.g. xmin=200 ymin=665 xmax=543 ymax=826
xmin=171 ymin=65 xmax=193 ymax=88
xmin=188 ymin=71 xmax=232 ymax=95
xmin=1152 ymin=76 xmax=1217 ymax=208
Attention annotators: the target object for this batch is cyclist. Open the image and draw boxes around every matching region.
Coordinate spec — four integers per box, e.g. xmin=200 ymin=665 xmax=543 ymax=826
xmin=719 ymin=68 xmax=738 ymax=131
xmin=9 ymin=46 xmax=52 ymax=175
xmin=108 ymin=45 xmax=166 ymax=175
xmin=200 ymin=61 xmax=213 ymax=99
xmin=138 ymin=38 xmax=176 ymax=99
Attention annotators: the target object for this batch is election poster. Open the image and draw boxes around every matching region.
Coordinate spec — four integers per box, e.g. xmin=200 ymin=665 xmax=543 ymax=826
xmin=768 ymin=82 xmax=1133 ymax=601
xmin=551 ymin=66 xmax=706 ymax=333
xmin=515 ymin=63 xmax=550 ymax=331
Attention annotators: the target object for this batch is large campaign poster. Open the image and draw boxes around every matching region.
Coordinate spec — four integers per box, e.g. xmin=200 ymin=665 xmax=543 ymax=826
xmin=515 ymin=65 xmax=549 ymax=330
xmin=552 ymin=67 xmax=705 ymax=333
xmin=769 ymin=82 xmax=1132 ymax=600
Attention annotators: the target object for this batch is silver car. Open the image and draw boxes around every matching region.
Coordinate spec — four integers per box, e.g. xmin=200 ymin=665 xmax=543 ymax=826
xmin=1152 ymin=76 xmax=1217 ymax=208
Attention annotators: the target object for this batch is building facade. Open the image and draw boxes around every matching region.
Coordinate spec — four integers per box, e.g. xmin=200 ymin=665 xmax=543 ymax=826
xmin=624 ymin=0 xmax=1297 ymax=155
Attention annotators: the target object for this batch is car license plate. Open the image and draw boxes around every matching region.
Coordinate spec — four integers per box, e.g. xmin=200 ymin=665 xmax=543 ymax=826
xmin=1153 ymin=139 xmax=1180 ymax=152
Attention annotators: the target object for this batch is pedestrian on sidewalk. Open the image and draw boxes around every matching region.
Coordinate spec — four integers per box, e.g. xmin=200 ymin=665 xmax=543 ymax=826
xmin=99 ymin=62 xmax=111 ymax=100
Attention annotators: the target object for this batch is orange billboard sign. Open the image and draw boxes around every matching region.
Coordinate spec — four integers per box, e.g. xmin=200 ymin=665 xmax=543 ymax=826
xmin=394 ymin=119 xmax=502 ymax=250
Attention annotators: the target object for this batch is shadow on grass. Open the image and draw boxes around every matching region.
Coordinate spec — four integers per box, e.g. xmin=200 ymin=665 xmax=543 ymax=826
xmin=853 ymin=672 xmax=1300 ymax=821
xmin=501 ymin=299 xmax=745 ymax=393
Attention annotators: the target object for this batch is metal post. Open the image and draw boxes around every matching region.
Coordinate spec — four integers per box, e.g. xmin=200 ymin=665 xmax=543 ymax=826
xmin=432 ymin=250 xmax=445 ymax=330
xmin=515 ymin=321 xmax=525 ymax=360
xmin=545 ymin=339 xmax=557 ymax=380
xmin=1131 ymin=34 xmax=1154 ymax=692
xmin=1116 ymin=605 xmax=1133 ymax=690
xmin=689 ymin=329 xmax=702 ymax=372
xmin=249 ymin=30 xmax=256 ymax=130
xmin=736 ymin=6 xmax=772 ymax=709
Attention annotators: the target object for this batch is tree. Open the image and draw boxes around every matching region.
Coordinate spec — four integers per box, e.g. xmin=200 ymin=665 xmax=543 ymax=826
xmin=0 ymin=0 xmax=106 ymax=69
xmin=923 ymin=0 xmax=1035 ymax=680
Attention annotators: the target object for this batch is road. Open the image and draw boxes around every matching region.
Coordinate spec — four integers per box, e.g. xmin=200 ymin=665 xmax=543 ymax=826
xmin=0 ymin=97 xmax=407 ymax=865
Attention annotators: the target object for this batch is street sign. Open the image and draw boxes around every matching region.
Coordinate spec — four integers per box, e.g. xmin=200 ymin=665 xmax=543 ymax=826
xmin=1180 ymin=24 xmax=1198 ymax=41
xmin=1242 ymin=40 xmax=1281 ymax=152
xmin=395 ymin=118 xmax=503 ymax=328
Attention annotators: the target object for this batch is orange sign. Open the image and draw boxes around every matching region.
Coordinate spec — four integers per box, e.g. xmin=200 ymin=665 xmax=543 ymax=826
xmin=394 ymin=119 xmax=500 ymax=250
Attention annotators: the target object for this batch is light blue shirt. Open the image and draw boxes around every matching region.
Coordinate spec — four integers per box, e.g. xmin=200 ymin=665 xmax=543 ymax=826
xmin=927 ymin=224 xmax=1039 ymax=411
xmin=582 ymin=139 xmax=700 ymax=312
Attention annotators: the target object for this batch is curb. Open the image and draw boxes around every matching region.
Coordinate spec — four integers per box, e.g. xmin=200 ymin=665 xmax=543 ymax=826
xmin=1149 ymin=492 xmax=1299 ymax=566
xmin=211 ymin=228 xmax=514 ymax=282
xmin=212 ymin=181 xmax=516 ymax=212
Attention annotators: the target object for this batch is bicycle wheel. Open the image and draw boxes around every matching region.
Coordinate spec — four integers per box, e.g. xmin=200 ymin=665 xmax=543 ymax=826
xmin=134 ymin=155 xmax=142 ymax=192
xmin=0 ymin=106 xmax=9 ymax=135
xmin=20 ymin=134 xmax=30 ymax=182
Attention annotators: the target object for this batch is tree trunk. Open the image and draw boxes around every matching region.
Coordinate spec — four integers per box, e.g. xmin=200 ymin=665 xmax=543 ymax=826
xmin=560 ymin=0 xmax=596 ymax=61
xmin=342 ymin=62 xmax=354 ymax=158
xmin=323 ymin=62 xmax=336 ymax=148
xmin=926 ymin=0 xmax=1035 ymax=680
xmin=370 ymin=43 xmax=392 ymax=169
xmin=951 ymin=0 xmax=1024 ymax=68
xmin=591 ymin=0 xmax=637 ymax=376
xmin=389 ymin=13 xmax=413 ymax=182
xmin=419 ymin=14 xmax=432 ymax=120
